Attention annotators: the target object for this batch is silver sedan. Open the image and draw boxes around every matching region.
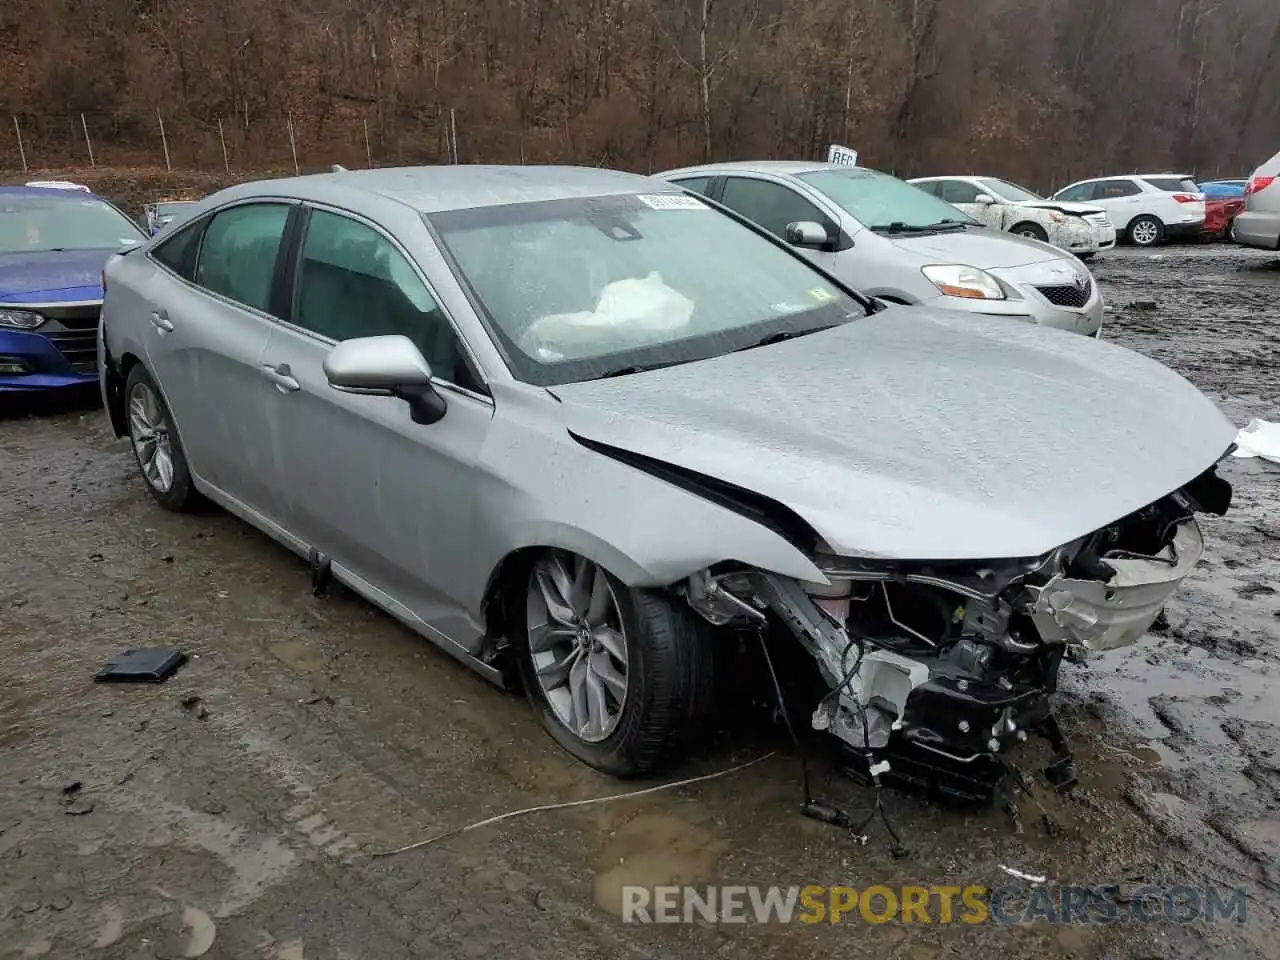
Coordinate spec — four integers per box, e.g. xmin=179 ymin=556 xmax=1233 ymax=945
xmin=658 ymin=162 xmax=1105 ymax=337
xmin=99 ymin=166 xmax=1234 ymax=799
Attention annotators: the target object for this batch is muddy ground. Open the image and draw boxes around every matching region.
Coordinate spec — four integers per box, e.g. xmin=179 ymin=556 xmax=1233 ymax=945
xmin=2 ymin=243 xmax=1279 ymax=960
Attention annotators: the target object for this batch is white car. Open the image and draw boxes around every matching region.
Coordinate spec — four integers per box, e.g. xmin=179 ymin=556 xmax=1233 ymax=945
xmin=1050 ymin=174 xmax=1205 ymax=247
xmin=24 ymin=180 xmax=91 ymax=192
xmin=909 ymin=176 xmax=1116 ymax=259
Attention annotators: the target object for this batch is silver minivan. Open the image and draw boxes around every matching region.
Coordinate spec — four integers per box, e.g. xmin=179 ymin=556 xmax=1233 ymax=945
xmin=658 ymin=161 xmax=1103 ymax=337
xmin=1232 ymin=149 xmax=1280 ymax=251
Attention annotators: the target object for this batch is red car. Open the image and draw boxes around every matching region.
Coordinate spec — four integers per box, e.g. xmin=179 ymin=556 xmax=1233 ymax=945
xmin=1202 ymin=197 xmax=1245 ymax=240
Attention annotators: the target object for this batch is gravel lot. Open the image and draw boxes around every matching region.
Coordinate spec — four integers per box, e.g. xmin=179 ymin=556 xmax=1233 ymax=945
xmin=1 ymin=244 xmax=1278 ymax=959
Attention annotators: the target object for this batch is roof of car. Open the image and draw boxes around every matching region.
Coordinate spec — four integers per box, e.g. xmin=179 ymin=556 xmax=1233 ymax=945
xmin=1065 ymin=173 xmax=1194 ymax=185
xmin=660 ymin=160 xmax=844 ymax=178
xmin=221 ymin=165 xmax=685 ymax=214
xmin=0 ymin=184 xmax=104 ymax=199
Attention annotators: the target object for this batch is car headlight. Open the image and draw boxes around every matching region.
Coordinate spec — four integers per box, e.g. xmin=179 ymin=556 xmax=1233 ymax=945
xmin=0 ymin=308 xmax=45 ymax=330
xmin=1048 ymin=211 xmax=1066 ymax=223
xmin=921 ymin=265 xmax=1006 ymax=300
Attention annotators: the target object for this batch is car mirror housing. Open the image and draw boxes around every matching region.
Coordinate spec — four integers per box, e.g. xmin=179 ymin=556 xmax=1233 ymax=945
xmin=784 ymin=220 xmax=830 ymax=249
xmin=323 ymin=335 xmax=446 ymax=424
xmin=975 ymin=194 xmax=996 ymax=205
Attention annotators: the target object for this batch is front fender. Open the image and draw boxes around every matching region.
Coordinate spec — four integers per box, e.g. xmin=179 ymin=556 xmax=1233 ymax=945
xmin=460 ymin=390 xmax=827 ymax=620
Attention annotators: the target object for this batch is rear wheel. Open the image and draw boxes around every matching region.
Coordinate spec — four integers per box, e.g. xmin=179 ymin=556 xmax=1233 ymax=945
xmin=1128 ymin=215 xmax=1164 ymax=247
xmin=125 ymin=365 xmax=200 ymax=511
xmin=515 ymin=549 xmax=714 ymax=777
xmin=1011 ymin=222 xmax=1048 ymax=242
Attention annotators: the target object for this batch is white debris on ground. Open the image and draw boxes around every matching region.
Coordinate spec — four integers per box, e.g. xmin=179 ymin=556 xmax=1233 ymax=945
xmin=1232 ymin=419 xmax=1280 ymax=464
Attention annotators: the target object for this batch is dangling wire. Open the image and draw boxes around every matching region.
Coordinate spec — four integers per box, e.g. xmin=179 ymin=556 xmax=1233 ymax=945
xmin=753 ymin=624 xmax=909 ymax=856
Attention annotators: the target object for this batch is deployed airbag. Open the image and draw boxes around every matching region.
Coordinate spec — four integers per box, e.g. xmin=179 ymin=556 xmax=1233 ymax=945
xmin=519 ymin=272 xmax=694 ymax=361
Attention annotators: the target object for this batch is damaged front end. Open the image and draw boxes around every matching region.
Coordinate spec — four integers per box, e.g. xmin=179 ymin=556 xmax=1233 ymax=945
xmin=683 ymin=466 xmax=1231 ymax=803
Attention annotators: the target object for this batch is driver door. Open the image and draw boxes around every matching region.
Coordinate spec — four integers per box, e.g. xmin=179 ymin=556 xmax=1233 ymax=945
xmin=259 ymin=205 xmax=495 ymax=632
xmin=938 ymin=180 xmax=1003 ymax=229
xmin=717 ymin=176 xmax=841 ymax=274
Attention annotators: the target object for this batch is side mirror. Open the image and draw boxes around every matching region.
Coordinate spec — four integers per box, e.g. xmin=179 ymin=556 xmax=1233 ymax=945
xmin=974 ymin=194 xmax=996 ymax=205
xmin=785 ymin=220 xmax=830 ymax=249
xmin=323 ymin=335 xmax=447 ymax=425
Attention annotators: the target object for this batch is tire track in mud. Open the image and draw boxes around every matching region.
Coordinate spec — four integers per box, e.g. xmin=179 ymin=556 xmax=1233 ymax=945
xmin=1080 ymin=244 xmax=1280 ymax=947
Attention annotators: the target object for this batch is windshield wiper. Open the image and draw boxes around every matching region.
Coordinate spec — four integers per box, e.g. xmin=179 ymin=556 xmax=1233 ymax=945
xmin=735 ymin=326 xmax=836 ymax=353
xmin=598 ymin=364 xmax=649 ymax=379
xmin=869 ymin=219 xmax=967 ymax=234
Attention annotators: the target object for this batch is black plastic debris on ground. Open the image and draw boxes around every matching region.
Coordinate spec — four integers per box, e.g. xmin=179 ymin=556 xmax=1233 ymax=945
xmin=94 ymin=648 xmax=187 ymax=683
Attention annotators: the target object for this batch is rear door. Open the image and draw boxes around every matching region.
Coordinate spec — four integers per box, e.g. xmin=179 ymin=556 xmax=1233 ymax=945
xmin=259 ymin=203 xmax=495 ymax=628
xmin=141 ymin=200 xmax=295 ymax=518
xmin=1088 ymin=179 xmax=1145 ymax=226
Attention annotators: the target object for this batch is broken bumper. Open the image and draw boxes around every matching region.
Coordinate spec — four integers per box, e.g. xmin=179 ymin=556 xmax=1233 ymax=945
xmin=1029 ymin=516 xmax=1203 ymax=652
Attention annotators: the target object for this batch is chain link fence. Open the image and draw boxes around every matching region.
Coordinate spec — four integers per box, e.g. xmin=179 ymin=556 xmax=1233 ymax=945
xmin=1 ymin=108 xmax=580 ymax=175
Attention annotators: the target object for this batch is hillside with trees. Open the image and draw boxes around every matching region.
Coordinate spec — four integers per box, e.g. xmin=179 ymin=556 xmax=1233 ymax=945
xmin=2 ymin=0 xmax=1278 ymax=187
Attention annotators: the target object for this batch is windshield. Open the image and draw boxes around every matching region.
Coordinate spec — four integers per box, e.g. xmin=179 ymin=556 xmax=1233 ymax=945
xmin=1144 ymin=177 xmax=1199 ymax=193
xmin=979 ymin=178 xmax=1044 ymax=202
xmin=156 ymin=202 xmax=195 ymax=216
xmin=798 ymin=168 xmax=976 ymax=231
xmin=0 ymin=194 xmax=145 ymax=254
xmin=430 ymin=193 xmax=867 ymax=386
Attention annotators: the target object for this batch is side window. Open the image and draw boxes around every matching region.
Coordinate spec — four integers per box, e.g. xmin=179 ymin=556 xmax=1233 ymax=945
xmin=720 ymin=177 xmax=829 ymax=239
xmin=913 ymin=181 xmax=942 ymax=197
xmin=194 ymin=203 xmax=291 ymax=313
xmin=1056 ymin=183 xmax=1092 ymax=202
xmin=938 ymin=180 xmax=981 ymax=204
xmin=150 ymin=217 xmax=205 ymax=281
xmin=1096 ymin=179 xmax=1141 ymax=199
xmin=293 ymin=209 xmax=472 ymax=387
xmin=671 ymin=176 xmax=712 ymax=196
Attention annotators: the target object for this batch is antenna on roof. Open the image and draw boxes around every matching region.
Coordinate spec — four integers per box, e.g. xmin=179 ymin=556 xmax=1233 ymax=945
xmin=331 ymin=164 xmax=348 ymax=173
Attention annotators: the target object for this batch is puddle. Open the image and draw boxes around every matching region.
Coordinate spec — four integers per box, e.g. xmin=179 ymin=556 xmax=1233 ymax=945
xmin=592 ymin=813 xmax=729 ymax=917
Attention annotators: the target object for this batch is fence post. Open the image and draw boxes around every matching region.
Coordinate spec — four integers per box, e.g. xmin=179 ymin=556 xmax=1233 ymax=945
xmin=156 ymin=108 xmax=172 ymax=171
xmin=449 ymin=108 xmax=458 ymax=164
xmin=218 ymin=118 xmax=230 ymax=172
xmin=81 ymin=113 xmax=95 ymax=167
xmin=286 ymin=111 xmax=299 ymax=175
xmin=12 ymin=116 xmax=27 ymax=173
xmin=363 ymin=117 xmax=372 ymax=168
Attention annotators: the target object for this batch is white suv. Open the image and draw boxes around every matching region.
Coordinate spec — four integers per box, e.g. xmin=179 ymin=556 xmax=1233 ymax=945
xmin=1050 ymin=175 xmax=1205 ymax=247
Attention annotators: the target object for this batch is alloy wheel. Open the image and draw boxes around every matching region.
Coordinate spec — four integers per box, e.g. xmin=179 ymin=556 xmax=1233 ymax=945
xmin=128 ymin=380 xmax=176 ymax=493
xmin=1131 ymin=220 xmax=1160 ymax=245
xmin=527 ymin=552 xmax=629 ymax=743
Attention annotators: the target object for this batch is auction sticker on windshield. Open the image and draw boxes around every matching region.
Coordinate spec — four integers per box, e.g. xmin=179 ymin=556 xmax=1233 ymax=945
xmin=636 ymin=194 xmax=709 ymax=211
xmin=809 ymin=288 xmax=836 ymax=302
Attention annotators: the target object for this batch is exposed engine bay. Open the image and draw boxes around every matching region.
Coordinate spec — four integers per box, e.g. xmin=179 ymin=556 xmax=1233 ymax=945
xmin=683 ymin=465 xmax=1232 ymax=804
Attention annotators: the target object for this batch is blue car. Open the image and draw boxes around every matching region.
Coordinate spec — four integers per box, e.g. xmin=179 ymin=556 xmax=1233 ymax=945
xmin=0 ymin=185 xmax=147 ymax=392
xmin=1199 ymin=179 xmax=1248 ymax=199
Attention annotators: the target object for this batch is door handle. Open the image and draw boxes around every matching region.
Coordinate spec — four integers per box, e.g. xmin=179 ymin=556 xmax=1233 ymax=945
xmin=262 ymin=362 xmax=300 ymax=393
xmin=149 ymin=309 xmax=174 ymax=333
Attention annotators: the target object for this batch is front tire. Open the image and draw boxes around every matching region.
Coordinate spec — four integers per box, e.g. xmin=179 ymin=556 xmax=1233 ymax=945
xmin=1011 ymin=222 xmax=1049 ymax=242
xmin=1127 ymin=215 xmax=1164 ymax=247
xmin=515 ymin=550 xmax=714 ymax=777
xmin=124 ymin=365 xmax=199 ymax=511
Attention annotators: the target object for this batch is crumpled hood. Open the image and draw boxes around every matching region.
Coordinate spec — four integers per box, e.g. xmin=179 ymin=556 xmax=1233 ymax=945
xmin=886 ymin=227 xmax=1060 ymax=269
xmin=1016 ymin=199 xmax=1108 ymax=216
xmin=551 ymin=308 xmax=1236 ymax=562
xmin=0 ymin=248 xmax=115 ymax=304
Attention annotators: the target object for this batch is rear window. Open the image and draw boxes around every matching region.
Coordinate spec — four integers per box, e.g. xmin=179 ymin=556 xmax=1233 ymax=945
xmin=1143 ymin=177 xmax=1199 ymax=193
